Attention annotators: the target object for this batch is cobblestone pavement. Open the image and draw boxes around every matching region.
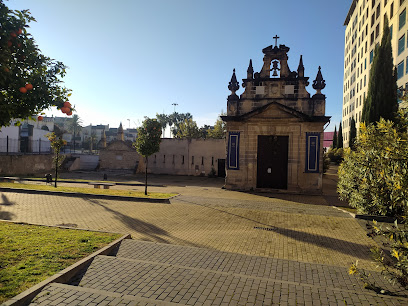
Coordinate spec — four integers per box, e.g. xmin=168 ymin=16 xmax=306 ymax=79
xmin=30 ymin=240 xmax=408 ymax=305
xmin=2 ymin=171 xmax=408 ymax=304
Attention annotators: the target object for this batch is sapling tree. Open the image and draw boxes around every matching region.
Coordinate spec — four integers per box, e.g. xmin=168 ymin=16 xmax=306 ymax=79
xmin=133 ymin=118 xmax=162 ymax=195
xmin=46 ymin=129 xmax=66 ymax=188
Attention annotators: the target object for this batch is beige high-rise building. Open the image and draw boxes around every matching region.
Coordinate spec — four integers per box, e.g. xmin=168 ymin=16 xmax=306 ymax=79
xmin=342 ymin=0 xmax=408 ymax=146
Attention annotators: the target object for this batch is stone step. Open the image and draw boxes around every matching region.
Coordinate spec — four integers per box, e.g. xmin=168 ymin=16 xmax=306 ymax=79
xmin=115 ymin=239 xmax=395 ymax=294
xmin=76 ymin=254 xmax=406 ymax=305
xmin=29 ymin=282 xmax=177 ymax=305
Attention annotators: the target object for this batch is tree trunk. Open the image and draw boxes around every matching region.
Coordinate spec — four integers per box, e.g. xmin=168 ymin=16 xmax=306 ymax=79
xmin=145 ymin=156 xmax=148 ymax=195
xmin=54 ymin=151 xmax=58 ymax=188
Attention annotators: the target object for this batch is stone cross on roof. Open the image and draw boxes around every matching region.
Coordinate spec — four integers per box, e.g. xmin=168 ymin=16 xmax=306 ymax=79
xmin=273 ymin=35 xmax=279 ymax=47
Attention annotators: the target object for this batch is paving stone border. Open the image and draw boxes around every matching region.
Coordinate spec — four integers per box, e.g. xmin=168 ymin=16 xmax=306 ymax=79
xmin=0 ymin=187 xmax=173 ymax=203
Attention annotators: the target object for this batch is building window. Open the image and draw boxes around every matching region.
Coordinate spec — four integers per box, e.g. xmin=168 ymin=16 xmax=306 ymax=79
xmin=182 ymin=155 xmax=184 ymax=164
xmin=400 ymin=9 xmax=406 ymax=30
xmin=154 ymin=154 xmax=157 ymax=163
xmin=212 ymin=157 xmax=214 ymax=166
xmin=163 ymin=154 xmax=165 ymax=163
xmin=372 ymin=0 xmax=375 ymax=9
xmin=191 ymin=156 xmax=194 ymax=164
xmin=365 ymin=58 xmax=367 ymax=69
xmin=406 ymin=56 xmax=408 ymax=74
xmin=370 ymin=50 xmax=374 ymax=63
xmin=376 ymin=4 xmax=380 ymax=19
xmin=371 ymin=13 xmax=375 ymax=27
xmin=364 ymin=74 xmax=366 ymax=86
xmin=172 ymin=154 xmax=175 ymax=164
xmin=201 ymin=157 xmax=204 ymax=165
xmin=390 ymin=24 xmax=393 ymax=40
xmin=371 ymin=31 xmax=374 ymax=45
xmin=376 ymin=23 xmax=380 ymax=38
xmin=391 ymin=2 xmax=394 ymax=18
xmin=399 ymin=34 xmax=405 ymax=55
xmin=397 ymin=60 xmax=404 ymax=79
xmin=385 ymin=0 xmax=388 ymax=6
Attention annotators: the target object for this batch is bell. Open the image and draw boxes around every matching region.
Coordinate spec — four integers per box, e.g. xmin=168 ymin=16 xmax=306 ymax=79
xmin=272 ymin=70 xmax=278 ymax=77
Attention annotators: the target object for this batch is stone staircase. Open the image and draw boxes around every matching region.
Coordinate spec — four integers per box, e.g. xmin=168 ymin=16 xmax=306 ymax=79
xmin=28 ymin=240 xmax=407 ymax=305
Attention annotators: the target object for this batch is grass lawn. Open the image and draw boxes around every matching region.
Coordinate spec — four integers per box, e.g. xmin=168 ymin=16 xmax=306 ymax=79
xmin=0 ymin=222 xmax=121 ymax=303
xmin=0 ymin=182 xmax=176 ymax=199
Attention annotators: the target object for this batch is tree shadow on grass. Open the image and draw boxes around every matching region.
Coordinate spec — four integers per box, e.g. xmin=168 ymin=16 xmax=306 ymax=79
xmin=83 ymin=197 xmax=202 ymax=248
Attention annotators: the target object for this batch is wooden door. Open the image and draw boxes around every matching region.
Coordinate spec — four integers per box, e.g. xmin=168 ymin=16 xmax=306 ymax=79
xmin=257 ymin=135 xmax=289 ymax=189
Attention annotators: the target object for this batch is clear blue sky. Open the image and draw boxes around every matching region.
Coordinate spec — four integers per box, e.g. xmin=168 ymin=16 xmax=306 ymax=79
xmin=7 ymin=0 xmax=352 ymax=131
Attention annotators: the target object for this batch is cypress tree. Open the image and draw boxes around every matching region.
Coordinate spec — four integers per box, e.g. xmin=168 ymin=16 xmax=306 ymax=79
xmin=349 ymin=118 xmax=357 ymax=150
xmin=362 ymin=16 xmax=398 ymax=124
xmin=338 ymin=122 xmax=344 ymax=148
xmin=332 ymin=125 xmax=338 ymax=148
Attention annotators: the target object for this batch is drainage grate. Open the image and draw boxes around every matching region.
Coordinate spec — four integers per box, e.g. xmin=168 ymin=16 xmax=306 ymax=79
xmin=254 ymin=226 xmax=275 ymax=231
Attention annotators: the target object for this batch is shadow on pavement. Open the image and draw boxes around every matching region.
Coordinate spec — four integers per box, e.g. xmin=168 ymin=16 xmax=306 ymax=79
xmin=254 ymin=225 xmax=372 ymax=260
xmin=83 ymin=197 xmax=202 ymax=248
xmin=0 ymin=194 xmax=15 ymax=220
xmin=1 ymin=194 xmax=15 ymax=206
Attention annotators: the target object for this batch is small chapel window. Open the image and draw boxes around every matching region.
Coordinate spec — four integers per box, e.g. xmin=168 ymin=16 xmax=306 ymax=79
xmin=212 ymin=157 xmax=214 ymax=166
xmin=182 ymin=155 xmax=184 ymax=164
xmin=163 ymin=155 xmax=166 ymax=163
xmin=154 ymin=155 xmax=157 ymax=163
xmin=173 ymin=154 xmax=175 ymax=164
xmin=201 ymin=157 xmax=204 ymax=165
xmin=192 ymin=156 xmax=194 ymax=165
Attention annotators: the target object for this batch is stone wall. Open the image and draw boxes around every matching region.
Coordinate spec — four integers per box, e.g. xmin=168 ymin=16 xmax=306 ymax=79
xmin=99 ymin=141 xmax=139 ymax=170
xmin=0 ymin=154 xmax=54 ymax=175
xmin=145 ymin=138 xmax=225 ymax=176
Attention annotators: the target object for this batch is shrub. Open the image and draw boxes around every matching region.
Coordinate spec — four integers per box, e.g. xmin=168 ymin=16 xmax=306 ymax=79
xmin=337 ymin=111 xmax=408 ymax=219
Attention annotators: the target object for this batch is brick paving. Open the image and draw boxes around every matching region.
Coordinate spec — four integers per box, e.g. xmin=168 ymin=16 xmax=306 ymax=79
xmin=2 ymin=170 xmax=408 ymax=304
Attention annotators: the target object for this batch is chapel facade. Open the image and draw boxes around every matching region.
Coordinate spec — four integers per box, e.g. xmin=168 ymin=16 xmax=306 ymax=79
xmin=222 ymin=40 xmax=330 ymax=193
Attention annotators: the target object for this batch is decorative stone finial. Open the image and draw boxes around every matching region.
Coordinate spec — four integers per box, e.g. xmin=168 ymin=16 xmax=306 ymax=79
xmin=247 ymin=60 xmax=254 ymax=79
xmin=297 ymin=55 xmax=304 ymax=77
xmin=228 ymin=69 xmax=240 ymax=94
xmin=117 ymin=122 xmax=124 ymax=141
xmin=312 ymin=66 xmax=326 ymax=93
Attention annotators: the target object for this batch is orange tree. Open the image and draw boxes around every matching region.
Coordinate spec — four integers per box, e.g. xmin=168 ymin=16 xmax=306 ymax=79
xmin=0 ymin=1 xmax=71 ymax=127
xmin=133 ymin=118 xmax=162 ymax=195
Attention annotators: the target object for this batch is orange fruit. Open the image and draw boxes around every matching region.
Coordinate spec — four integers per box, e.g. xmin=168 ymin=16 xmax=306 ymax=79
xmin=25 ymin=83 xmax=33 ymax=90
xmin=17 ymin=28 xmax=22 ymax=35
xmin=10 ymin=32 xmax=17 ymax=38
xmin=7 ymin=41 xmax=12 ymax=47
xmin=61 ymin=107 xmax=69 ymax=113
xmin=38 ymin=116 xmax=43 ymax=121
xmin=63 ymin=101 xmax=71 ymax=108
xmin=19 ymin=87 xmax=27 ymax=93
xmin=67 ymin=111 xmax=72 ymax=116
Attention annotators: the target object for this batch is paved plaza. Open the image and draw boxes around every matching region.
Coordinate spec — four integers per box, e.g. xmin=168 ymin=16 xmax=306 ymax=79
xmin=1 ymin=169 xmax=408 ymax=304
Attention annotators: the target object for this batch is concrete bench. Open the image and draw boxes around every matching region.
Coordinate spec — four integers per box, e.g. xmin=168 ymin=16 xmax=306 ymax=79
xmin=0 ymin=176 xmax=20 ymax=183
xmin=88 ymin=182 xmax=115 ymax=189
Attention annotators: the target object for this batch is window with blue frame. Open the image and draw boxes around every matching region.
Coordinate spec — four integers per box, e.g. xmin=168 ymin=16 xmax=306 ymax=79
xmin=398 ymin=60 xmax=405 ymax=79
xmin=400 ymin=9 xmax=406 ymax=30
xmin=370 ymin=50 xmax=374 ymax=63
xmin=399 ymin=34 xmax=405 ymax=55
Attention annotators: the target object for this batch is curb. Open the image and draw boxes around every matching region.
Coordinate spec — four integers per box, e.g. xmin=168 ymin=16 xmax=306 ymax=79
xmin=20 ymin=178 xmax=165 ymax=187
xmin=3 ymin=233 xmax=131 ymax=306
xmin=332 ymin=207 xmax=398 ymax=224
xmin=0 ymin=187 xmax=172 ymax=204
